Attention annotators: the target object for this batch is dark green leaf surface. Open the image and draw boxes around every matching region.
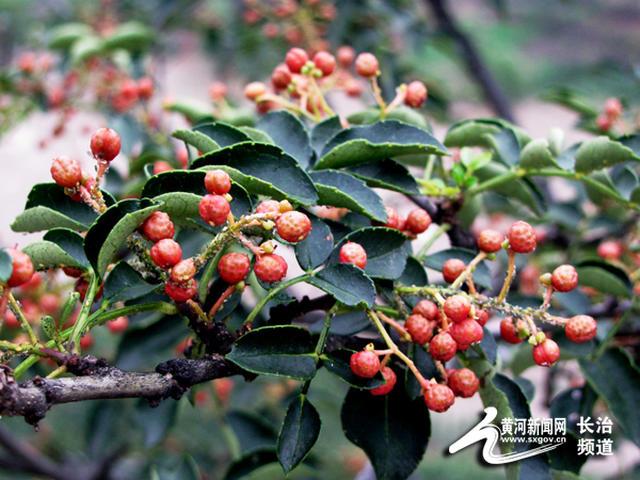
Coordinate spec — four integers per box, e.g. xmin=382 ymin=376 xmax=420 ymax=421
xmin=277 ymin=394 xmax=321 ymax=473
xmin=347 ymin=158 xmax=420 ymax=194
xmin=321 ymin=349 xmax=385 ymax=389
xmin=579 ymin=348 xmax=640 ymax=446
xmin=575 ymin=259 xmax=632 ymax=298
xmin=341 ymin=384 xmax=430 ymax=480
xmin=316 ymin=120 xmax=448 ymax=169
xmin=257 ymin=111 xmax=313 ymax=168
xmin=191 ymin=142 xmax=318 ymax=206
xmin=23 ymin=240 xmax=86 ymax=271
xmin=488 ymin=128 xmax=520 ymax=166
xmin=295 ymin=216 xmax=333 ymax=270
xmin=574 ymin=136 xmax=640 ymax=173
xmin=520 ymin=139 xmax=561 ymax=170
xmin=103 ymin=261 xmax=160 ymax=303
xmin=308 ymin=263 xmax=375 ymax=307
xmin=171 ymin=129 xmax=220 ymax=153
xmin=224 ymin=449 xmax=279 ymax=480
xmin=135 ymin=398 xmax=178 ymax=447
xmin=310 ymin=170 xmax=386 ymax=222
xmin=405 ymin=345 xmax=439 ymax=399
xmin=12 ymin=183 xmax=113 ymax=232
xmin=226 ymin=325 xmax=317 ymax=380
xmin=327 ymin=227 xmax=409 ymax=280
xmin=43 ymin=228 xmax=89 ymax=268
xmin=84 ymin=199 xmax=161 ymax=277
xmin=193 ymin=121 xmax=251 ymax=148
xmin=475 ymin=162 xmax=543 ymax=215
xmin=311 ymin=116 xmax=343 ymax=155
xmin=226 ymin=411 xmax=276 ymax=453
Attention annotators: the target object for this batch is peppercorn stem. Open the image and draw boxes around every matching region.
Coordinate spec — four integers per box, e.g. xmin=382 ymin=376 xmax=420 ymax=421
xmin=497 ymin=249 xmax=516 ymax=303
xmin=450 ymin=252 xmax=487 ymax=290
xmin=417 ymin=224 xmax=450 ymax=260
xmin=370 ymin=77 xmax=387 ymax=118
xmin=376 ymin=310 xmax=411 ymax=341
xmin=8 ymin=293 xmax=38 ymax=344
xmin=243 ymin=274 xmax=311 ymax=325
xmin=208 ymin=285 xmax=237 ymax=320
xmin=70 ymin=273 xmax=100 ymax=353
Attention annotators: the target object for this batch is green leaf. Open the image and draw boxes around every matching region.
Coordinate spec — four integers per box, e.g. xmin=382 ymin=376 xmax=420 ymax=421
xmin=193 ymin=121 xmax=251 ymax=148
xmin=12 ymin=183 xmax=113 ymax=233
xmin=43 ymin=228 xmax=89 ymax=268
xmin=347 ymin=158 xmax=420 ymax=194
xmin=84 ymin=199 xmax=161 ymax=277
xmin=316 ymin=120 xmax=448 ymax=170
xmin=163 ymin=101 xmax=212 ymax=123
xmin=579 ymin=347 xmax=640 ymax=447
xmin=70 ymin=35 xmax=102 ymax=65
xmin=277 ymin=394 xmax=321 ymax=474
xmin=23 ymin=240 xmax=86 ymax=271
xmin=226 ymin=325 xmax=317 ymax=380
xmin=575 ymin=259 xmax=632 ymax=298
xmin=475 ymin=162 xmax=543 ymax=215
xmin=444 ymin=119 xmax=531 ymax=149
xmin=225 ymin=410 xmax=276 ymax=453
xmin=295 ymin=216 xmax=333 ymax=270
xmin=311 ymin=116 xmax=343 ymax=155
xmin=0 ymin=249 xmax=12 ymax=283
xmin=48 ymin=22 xmax=93 ymax=49
xmin=101 ymin=21 xmax=153 ymax=51
xmin=487 ymin=128 xmax=520 ymax=166
xmin=310 ymin=170 xmax=386 ymax=222
xmin=321 ymin=349 xmax=386 ymax=389
xmin=610 ymin=165 xmax=638 ymax=199
xmin=313 ymin=311 xmax=370 ymax=336
xmin=171 ymin=129 xmax=220 ymax=154
xmin=326 ymin=227 xmax=409 ymax=280
xmin=238 ymin=127 xmax=274 ymax=144
xmin=135 ymin=398 xmax=178 ymax=447
xmin=103 ymin=261 xmax=160 ymax=303
xmin=257 ymin=111 xmax=313 ymax=169
xmin=405 ymin=345 xmax=439 ymax=400
xmin=191 ymin=142 xmax=318 ymax=206
xmin=520 ymin=139 xmax=561 ymax=170
xmin=341 ymin=384 xmax=430 ymax=480
xmin=308 ymin=264 xmax=375 ymax=307
xmin=152 ymin=455 xmax=200 ymax=480
xmin=224 ymin=449 xmax=279 ymax=480
xmin=574 ymin=136 xmax=640 ymax=173
xmin=423 ymin=248 xmax=492 ymax=290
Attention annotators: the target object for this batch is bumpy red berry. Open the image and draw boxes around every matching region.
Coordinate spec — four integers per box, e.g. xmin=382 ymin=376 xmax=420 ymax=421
xmin=405 ymin=314 xmax=433 ymax=345
xmin=137 ymin=76 xmax=154 ymax=99
xmin=244 ymin=82 xmax=267 ymax=100
xmin=443 ymin=294 xmax=471 ymax=323
xmin=276 ymin=211 xmax=311 ymax=243
xmin=4 ymin=309 xmax=19 ymax=328
xmin=551 ymin=264 xmax=578 ymax=292
xmin=404 ymin=81 xmax=427 ymax=108
xmin=80 ymin=333 xmax=94 ymax=350
xmin=107 ymin=316 xmax=129 ymax=333
xmin=254 ymin=254 xmax=288 ymax=283
xmin=508 ymin=221 xmax=536 ymax=253
xmin=429 ymin=332 xmax=457 ymax=362
xmin=256 ymin=200 xmax=281 ymax=216
xmin=339 ymin=242 xmax=367 ymax=269
xmin=477 ymin=229 xmax=504 ymax=253
xmin=500 ymin=316 xmax=528 ymax=344
xmin=165 ymin=278 xmax=197 ymax=302
xmin=90 ymin=128 xmax=121 ymax=162
xmin=199 ymin=194 xmax=230 ymax=226
xmin=355 ymin=52 xmax=379 ymax=77
xmin=532 ymin=338 xmax=560 ymax=366
xmin=475 ymin=309 xmax=489 ymax=326
xmin=373 ymin=206 xmax=401 ymax=229
xmin=405 ymin=208 xmax=431 ymax=234
xmin=350 ymin=350 xmax=380 ymax=378
xmin=442 ymin=258 xmax=466 ymax=284
xmin=604 ymin=97 xmax=622 ymax=119
xmin=413 ymin=299 xmax=439 ymax=321
xmin=218 ymin=252 xmax=251 ymax=284
xmin=39 ymin=293 xmax=60 ymax=315
xmin=448 ymin=368 xmax=479 ymax=398
xmin=285 ymin=48 xmax=308 ymax=73
xmin=50 ymin=156 xmax=82 ymax=188
xmin=597 ymin=240 xmax=623 ymax=260
xmin=450 ymin=318 xmax=483 ymax=348
xmin=141 ymin=211 xmax=175 ymax=242
xmin=205 ymin=169 xmax=232 ymax=195
xmin=370 ymin=366 xmax=397 ymax=396
xmin=313 ymin=51 xmax=336 ymax=76
xmin=565 ymin=315 xmax=597 ymax=343
xmin=6 ymin=249 xmax=34 ymax=287
xmin=170 ymin=258 xmax=196 ymax=284
xmin=424 ymin=383 xmax=455 ymax=412
xmin=150 ymin=239 xmax=182 ymax=268
xmin=271 ymin=64 xmax=292 ymax=89
xmin=596 ymin=114 xmax=612 ymax=132
xmin=337 ymin=46 xmax=355 ymax=66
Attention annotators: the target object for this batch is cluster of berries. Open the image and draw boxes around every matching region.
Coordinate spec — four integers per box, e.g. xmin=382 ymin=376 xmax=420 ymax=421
xmin=596 ymin=97 xmax=623 ymax=132
xmin=374 ymin=206 xmax=432 ymax=237
xmin=244 ymin=47 xmax=427 ymax=118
